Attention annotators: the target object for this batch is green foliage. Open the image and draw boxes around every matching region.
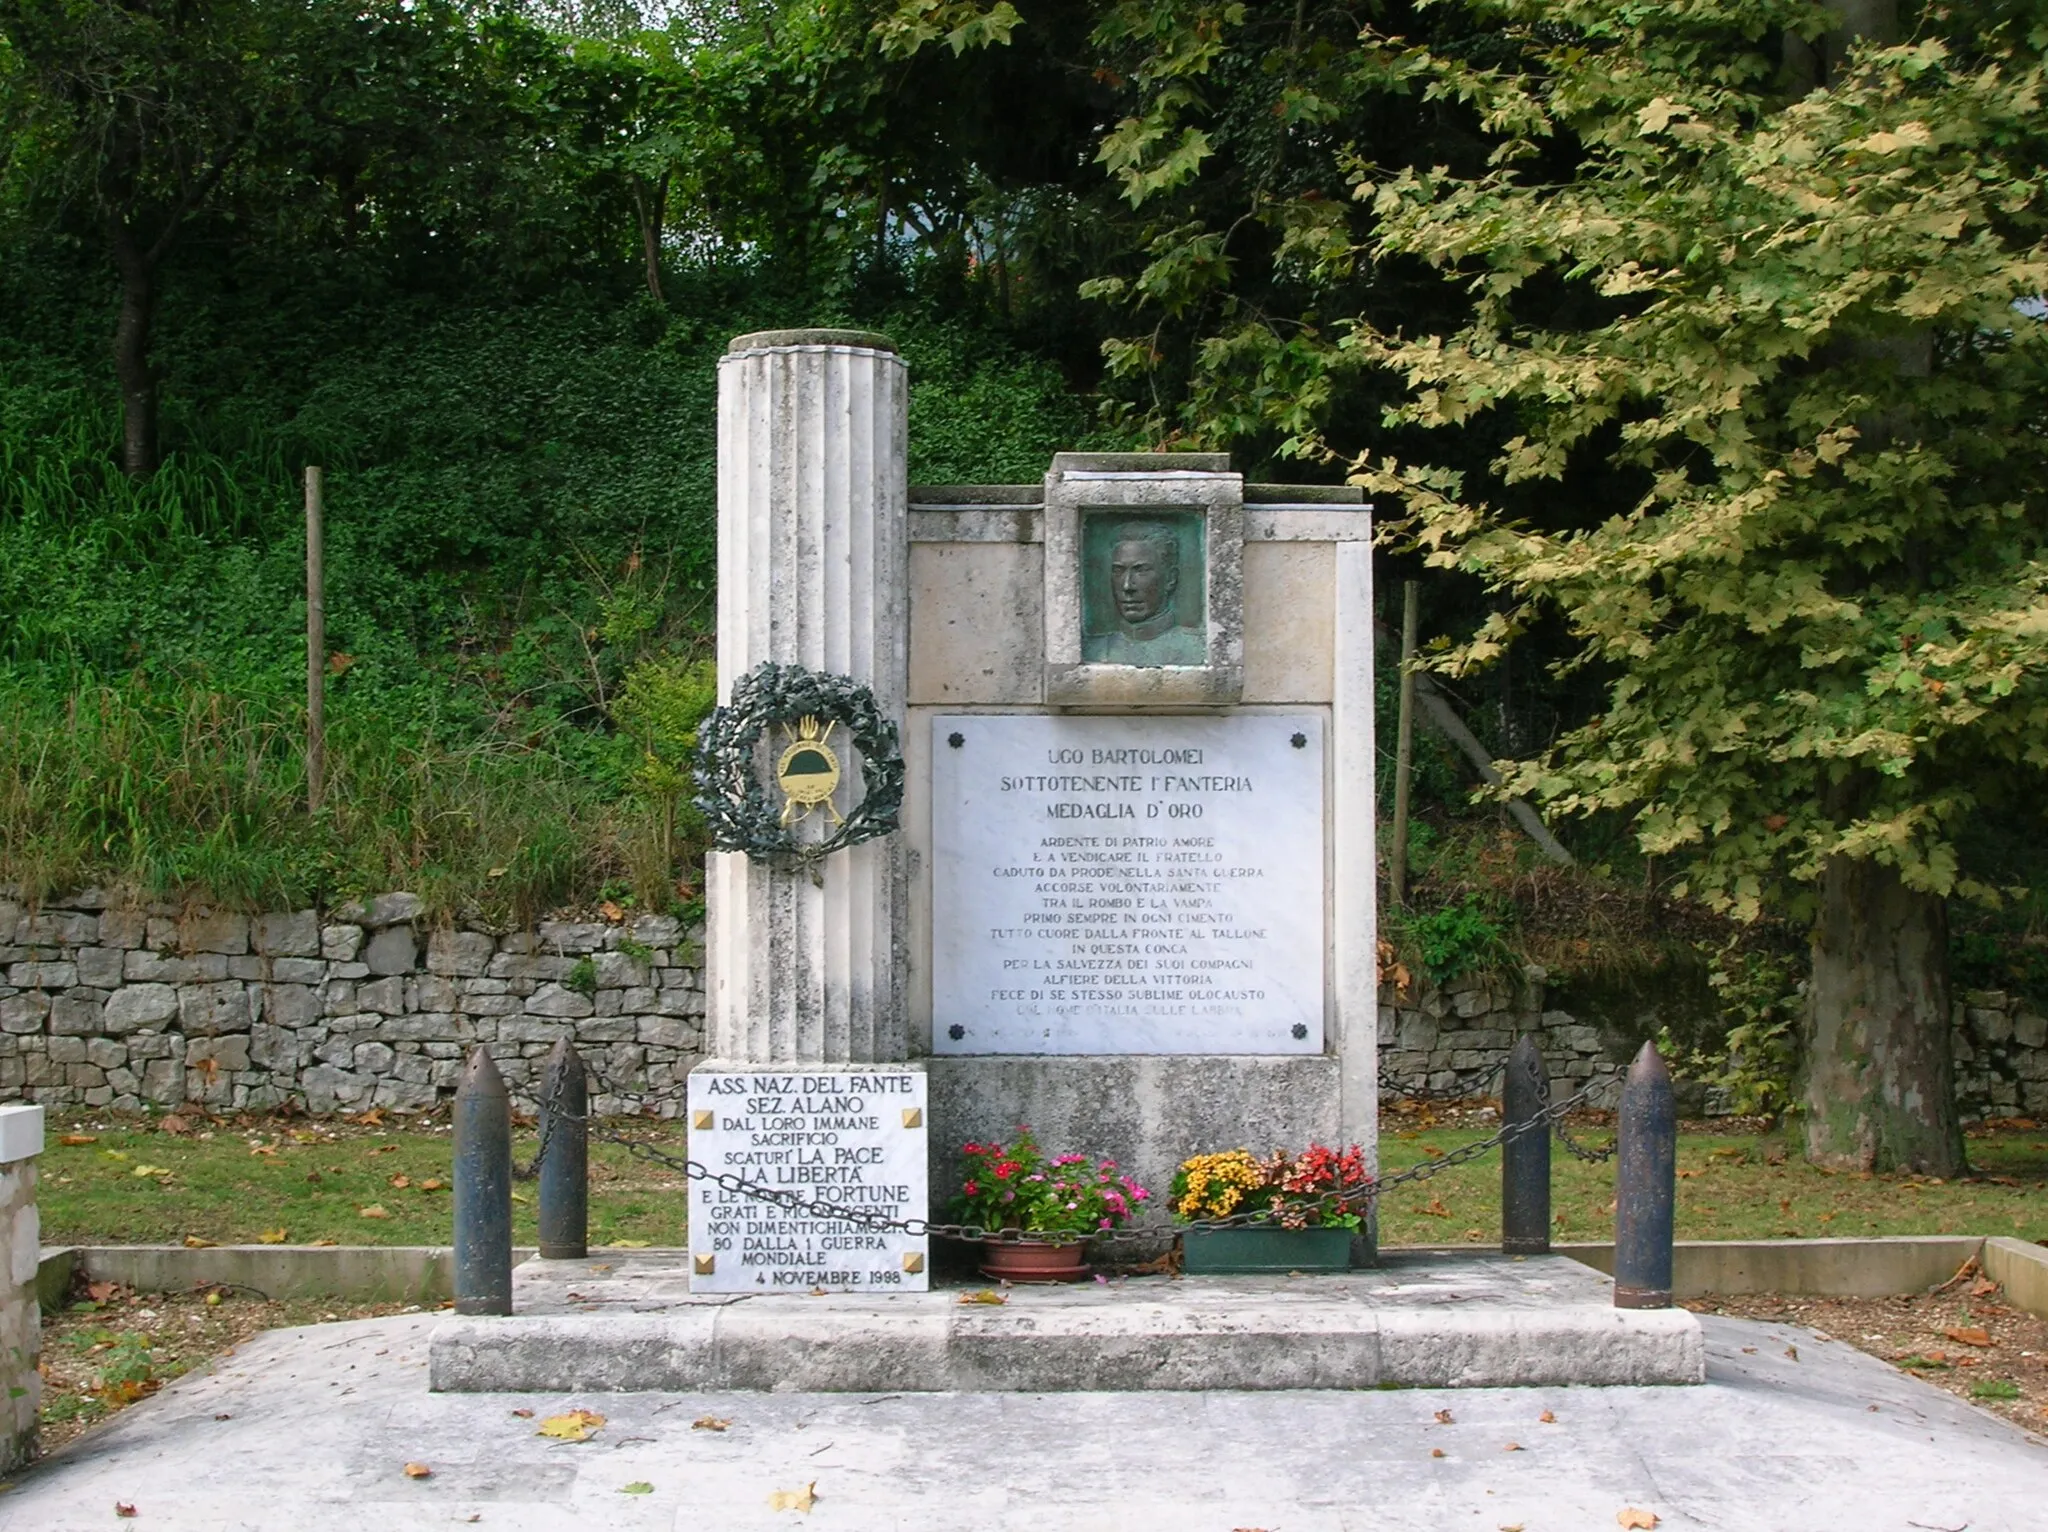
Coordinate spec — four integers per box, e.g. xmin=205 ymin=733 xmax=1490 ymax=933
xmin=1399 ymin=896 xmax=1513 ymax=984
xmin=564 ymin=956 xmax=600 ymax=997
xmin=0 ymin=255 xmax=1085 ymax=910
xmin=1664 ymin=938 xmax=1806 ymax=1119
xmin=1341 ymin=14 xmax=2048 ymax=924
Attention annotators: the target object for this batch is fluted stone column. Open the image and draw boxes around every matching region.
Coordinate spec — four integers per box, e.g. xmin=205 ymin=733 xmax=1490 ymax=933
xmin=706 ymin=330 xmax=910 ymax=1065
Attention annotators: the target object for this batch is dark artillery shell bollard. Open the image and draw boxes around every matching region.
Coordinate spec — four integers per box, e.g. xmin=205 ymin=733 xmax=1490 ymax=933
xmin=1613 ymin=1041 xmax=1677 ymax=1309
xmin=453 ymin=1046 xmax=513 ymax=1316
xmin=1501 ymin=1034 xmax=1552 ymax=1255
xmin=537 ymin=1038 xmax=589 ymax=1260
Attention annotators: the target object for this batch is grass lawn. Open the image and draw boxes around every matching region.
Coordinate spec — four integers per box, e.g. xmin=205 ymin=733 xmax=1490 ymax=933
xmin=1375 ymin=1112 xmax=2048 ymax=1247
xmin=36 ymin=1108 xmax=2048 ymax=1251
xmin=39 ymin=1112 xmax=692 ymax=1250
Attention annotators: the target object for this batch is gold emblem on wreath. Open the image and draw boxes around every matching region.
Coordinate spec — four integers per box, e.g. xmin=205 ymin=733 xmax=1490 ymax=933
xmin=775 ymin=715 xmax=844 ymax=827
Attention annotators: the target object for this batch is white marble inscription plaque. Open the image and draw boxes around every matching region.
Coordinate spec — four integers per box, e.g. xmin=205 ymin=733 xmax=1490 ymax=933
xmin=687 ymin=1069 xmax=929 ymax=1293
xmin=932 ymin=713 xmax=1324 ymax=1055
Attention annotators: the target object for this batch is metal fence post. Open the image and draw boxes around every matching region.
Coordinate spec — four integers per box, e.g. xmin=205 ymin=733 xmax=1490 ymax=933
xmin=537 ymin=1038 xmax=588 ymax=1260
xmin=1501 ymin=1034 xmax=1551 ymax=1254
xmin=1613 ymin=1040 xmax=1677 ymax=1309
xmin=453 ymin=1046 xmax=513 ymax=1315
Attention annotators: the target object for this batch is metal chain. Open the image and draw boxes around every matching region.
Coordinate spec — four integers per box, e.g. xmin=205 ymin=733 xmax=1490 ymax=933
xmin=511 ymin=1106 xmax=553 ymax=1183
xmin=538 ymin=1061 xmax=1622 ymax=1243
xmin=1545 ymin=1071 xmax=1621 ymax=1163
xmin=1378 ymin=1058 xmax=1508 ymax=1104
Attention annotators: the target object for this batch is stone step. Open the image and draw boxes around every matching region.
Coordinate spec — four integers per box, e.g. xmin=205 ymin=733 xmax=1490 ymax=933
xmin=427 ymin=1252 xmax=1704 ymax=1394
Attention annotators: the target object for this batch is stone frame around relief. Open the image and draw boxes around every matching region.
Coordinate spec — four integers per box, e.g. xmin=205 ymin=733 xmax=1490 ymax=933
xmin=1043 ymin=456 xmax=1244 ymax=706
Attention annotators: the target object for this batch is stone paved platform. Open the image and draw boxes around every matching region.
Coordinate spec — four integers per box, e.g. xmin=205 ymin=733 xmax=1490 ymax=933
xmin=8 ymin=1310 xmax=2042 ymax=1530
xmin=426 ymin=1249 xmax=1704 ymax=1393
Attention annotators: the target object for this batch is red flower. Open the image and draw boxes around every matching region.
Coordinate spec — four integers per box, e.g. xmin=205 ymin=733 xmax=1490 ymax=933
xmin=994 ymin=1161 xmax=1018 ymax=1180
xmin=962 ymin=1180 xmax=979 ymax=1196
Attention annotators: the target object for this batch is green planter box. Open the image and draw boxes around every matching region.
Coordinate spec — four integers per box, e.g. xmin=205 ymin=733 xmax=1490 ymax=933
xmin=1180 ymin=1226 xmax=1355 ymax=1274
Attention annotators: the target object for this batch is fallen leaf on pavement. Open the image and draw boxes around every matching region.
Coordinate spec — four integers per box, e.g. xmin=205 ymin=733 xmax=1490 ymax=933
xmin=402 ymin=1463 xmax=432 ymax=1480
xmin=1617 ymin=1510 xmax=1659 ymax=1529
xmin=257 ymin=1228 xmax=289 ymax=1244
xmin=1784 ymin=1345 xmax=1798 ymax=1361
xmin=958 ymin=1290 xmax=1007 ymax=1306
xmin=1430 ymin=1448 xmax=1445 ymax=1458
xmin=358 ymin=1205 xmax=390 ymax=1220
xmin=1434 ymin=1409 xmax=1454 ymax=1425
xmin=59 ymin=1133 xmax=96 ymax=1146
xmin=1538 ymin=1410 xmax=1556 ymax=1423
xmin=115 ymin=1503 xmax=137 ymax=1518
xmin=768 ymin=1481 xmax=817 ymax=1513
xmin=620 ymin=1482 xmax=653 ymax=1495
xmin=1503 ymin=1441 xmax=1524 ymax=1452
xmin=692 ymin=1416 xmax=730 ymax=1432
xmin=1500 ymin=1525 xmax=1525 ymax=1532
xmin=1945 ymin=1326 xmax=1992 ymax=1347
xmin=537 ymin=1409 xmax=605 ymax=1441
xmin=511 ymin=1407 xmax=534 ymax=1418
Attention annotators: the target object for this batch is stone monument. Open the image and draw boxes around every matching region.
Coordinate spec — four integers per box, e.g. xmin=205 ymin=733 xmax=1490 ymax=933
xmin=907 ymin=455 xmax=1377 ymax=1233
xmin=689 ymin=331 xmax=928 ymax=1293
xmin=696 ymin=337 xmax=1374 ymax=1276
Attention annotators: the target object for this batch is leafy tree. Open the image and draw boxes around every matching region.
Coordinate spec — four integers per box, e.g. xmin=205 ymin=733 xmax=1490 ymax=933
xmin=1339 ymin=2 xmax=2045 ymax=1172
xmin=0 ymin=0 xmax=307 ymax=475
xmin=1053 ymin=0 xmax=2048 ymax=1170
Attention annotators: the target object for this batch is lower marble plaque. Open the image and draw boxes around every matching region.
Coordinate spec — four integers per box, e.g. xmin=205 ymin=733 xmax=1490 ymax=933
xmin=687 ymin=1068 xmax=930 ymax=1294
xmin=932 ymin=712 xmax=1325 ymax=1055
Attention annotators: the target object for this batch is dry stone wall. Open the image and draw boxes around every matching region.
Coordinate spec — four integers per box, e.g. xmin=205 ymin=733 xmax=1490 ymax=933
xmin=1383 ymin=970 xmax=2048 ymax=1123
xmin=1951 ymin=988 xmax=2048 ymax=1122
xmin=1378 ymin=967 xmax=1623 ymax=1104
xmin=0 ymin=891 xmax=703 ymax=1116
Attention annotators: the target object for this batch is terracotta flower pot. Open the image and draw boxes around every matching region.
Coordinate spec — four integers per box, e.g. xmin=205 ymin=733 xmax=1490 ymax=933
xmin=979 ymin=1237 xmax=1089 ymax=1283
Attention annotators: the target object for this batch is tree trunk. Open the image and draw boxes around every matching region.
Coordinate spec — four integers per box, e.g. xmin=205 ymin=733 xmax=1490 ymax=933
xmin=631 ymin=173 xmax=668 ymax=304
xmin=109 ymin=218 xmax=160 ymax=478
xmin=1802 ymin=856 xmax=1965 ymax=1174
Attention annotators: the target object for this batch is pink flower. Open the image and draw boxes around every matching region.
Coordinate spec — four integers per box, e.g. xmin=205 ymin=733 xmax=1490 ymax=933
xmin=963 ymin=1179 xmax=979 ymax=1196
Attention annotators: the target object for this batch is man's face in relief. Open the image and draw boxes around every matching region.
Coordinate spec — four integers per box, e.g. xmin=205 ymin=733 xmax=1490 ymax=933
xmin=1111 ymin=537 xmax=1177 ymax=628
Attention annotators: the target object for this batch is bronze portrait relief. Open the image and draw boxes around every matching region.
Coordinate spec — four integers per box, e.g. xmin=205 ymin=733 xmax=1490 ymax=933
xmin=1081 ymin=514 xmax=1207 ymax=667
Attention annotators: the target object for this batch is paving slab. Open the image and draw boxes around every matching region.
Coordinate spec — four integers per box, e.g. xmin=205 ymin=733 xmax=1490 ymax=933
xmin=3 ymin=1310 xmax=2043 ymax=1531
xmin=426 ymin=1249 xmax=1704 ymax=1392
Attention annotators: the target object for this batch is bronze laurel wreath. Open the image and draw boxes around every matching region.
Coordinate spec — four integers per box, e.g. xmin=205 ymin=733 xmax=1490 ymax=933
xmin=693 ymin=662 xmax=904 ymax=864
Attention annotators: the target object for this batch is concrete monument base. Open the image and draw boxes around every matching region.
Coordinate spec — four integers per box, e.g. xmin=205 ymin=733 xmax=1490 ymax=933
xmin=426 ymin=1250 xmax=1704 ymax=1394
xmin=925 ymin=1053 xmax=1347 ymax=1217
